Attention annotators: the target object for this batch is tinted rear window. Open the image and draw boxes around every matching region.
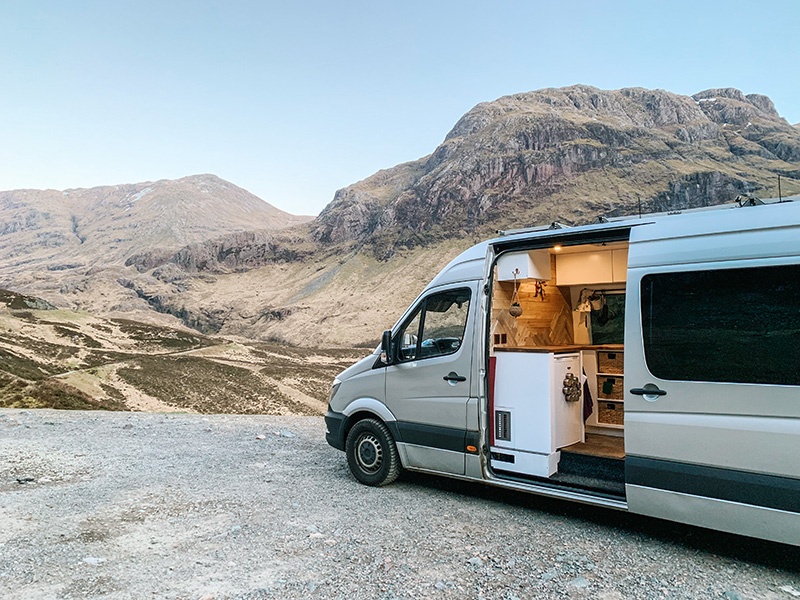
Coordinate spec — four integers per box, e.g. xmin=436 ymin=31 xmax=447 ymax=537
xmin=641 ymin=264 xmax=800 ymax=385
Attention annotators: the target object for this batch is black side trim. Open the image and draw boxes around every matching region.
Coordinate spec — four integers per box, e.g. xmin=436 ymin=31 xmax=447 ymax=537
xmin=385 ymin=421 xmax=401 ymax=442
xmin=626 ymin=456 xmax=800 ymax=514
xmin=396 ymin=421 xmax=474 ymax=454
xmin=491 ymin=451 xmax=515 ymax=463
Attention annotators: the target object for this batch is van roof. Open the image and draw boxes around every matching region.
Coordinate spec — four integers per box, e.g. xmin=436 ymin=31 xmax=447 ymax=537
xmin=494 ymin=195 xmax=795 ymax=240
xmin=422 ymin=197 xmax=799 ymax=291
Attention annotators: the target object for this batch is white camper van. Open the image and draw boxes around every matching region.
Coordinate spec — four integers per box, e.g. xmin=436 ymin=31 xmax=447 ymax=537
xmin=325 ymin=199 xmax=800 ymax=546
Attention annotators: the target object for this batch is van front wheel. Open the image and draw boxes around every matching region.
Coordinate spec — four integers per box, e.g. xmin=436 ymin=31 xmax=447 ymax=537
xmin=345 ymin=418 xmax=401 ymax=486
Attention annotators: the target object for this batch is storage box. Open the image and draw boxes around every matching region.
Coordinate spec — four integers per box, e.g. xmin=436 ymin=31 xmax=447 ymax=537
xmin=597 ymin=375 xmax=624 ymax=400
xmin=598 ymin=400 xmax=624 ymax=425
xmin=597 ymin=351 xmax=624 ymax=374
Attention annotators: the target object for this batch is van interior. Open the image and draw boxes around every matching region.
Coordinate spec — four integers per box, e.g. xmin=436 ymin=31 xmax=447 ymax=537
xmin=488 ymin=238 xmax=630 ymax=498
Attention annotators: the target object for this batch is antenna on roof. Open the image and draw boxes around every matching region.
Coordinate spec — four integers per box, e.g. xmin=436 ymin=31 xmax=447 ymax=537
xmin=778 ymin=174 xmax=783 ymax=202
xmin=637 ymin=194 xmax=642 ymax=218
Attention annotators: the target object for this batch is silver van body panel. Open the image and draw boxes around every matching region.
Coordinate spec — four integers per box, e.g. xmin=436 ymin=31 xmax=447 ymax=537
xmin=335 ymin=351 xmax=380 ymax=384
xmin=627 ymin=485 xmax=800 ymax=547
xmin=624 ymin=201 xmax=800 ymax=543
xmin=625 ymin=412 xmax=800 ymax=477
xmin=465 ymin=453 xmax=482 ymax=479
xmin=627 ymin=201 xmax=800 ymax=269
xmin=397 ymin=443 xmax=466 ymax=475
xmin=328 ymin=352 xmax=385 ymax=416
xmin=423 ymin=242 xmax=489 ymax=291
xmin=386 ymin=354 xmax=472 ymax=430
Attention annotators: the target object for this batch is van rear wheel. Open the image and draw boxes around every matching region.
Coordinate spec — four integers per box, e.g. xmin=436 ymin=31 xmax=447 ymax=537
xmin=345 ymin=418 xmax=401 ymax=486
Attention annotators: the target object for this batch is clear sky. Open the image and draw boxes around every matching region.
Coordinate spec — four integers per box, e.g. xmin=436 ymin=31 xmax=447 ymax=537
xmin=1 ymin=0 xmax=798 ymax=216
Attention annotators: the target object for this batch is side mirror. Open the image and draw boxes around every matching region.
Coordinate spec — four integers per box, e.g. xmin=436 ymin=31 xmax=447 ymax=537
xmin=380 ymin=330 xmax=393 ymax=365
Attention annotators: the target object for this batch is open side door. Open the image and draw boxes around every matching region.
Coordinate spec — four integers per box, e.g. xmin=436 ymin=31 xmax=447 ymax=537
xmin=624 ymin=234 xmax=800 ymax=546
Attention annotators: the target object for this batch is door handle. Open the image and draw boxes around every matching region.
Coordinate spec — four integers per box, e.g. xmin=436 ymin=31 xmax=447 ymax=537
xmin=630 ymin=384 xmax=667 ymax=398
xmin=443 ymin=372 xmax=467 ymax=382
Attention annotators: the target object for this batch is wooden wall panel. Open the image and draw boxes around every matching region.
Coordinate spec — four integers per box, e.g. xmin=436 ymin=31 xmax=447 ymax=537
xmin=491 ymin=256 xmax=574 ymax=348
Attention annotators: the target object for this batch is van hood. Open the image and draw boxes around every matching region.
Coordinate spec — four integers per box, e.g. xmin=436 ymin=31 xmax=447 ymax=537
xmin=336 ymin=349 xmax=380 ymax=382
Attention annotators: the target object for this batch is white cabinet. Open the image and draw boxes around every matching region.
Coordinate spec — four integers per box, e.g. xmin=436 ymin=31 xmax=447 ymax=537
xmin=491 ymin=351 xmax=584 ymax=477
xmin=497 ymin=250 xmax=551 ymax=281
xmin=611 ymin=249 xmax=628 ymax=282
xmin=555 ymin=248 xmax=628 ymax=285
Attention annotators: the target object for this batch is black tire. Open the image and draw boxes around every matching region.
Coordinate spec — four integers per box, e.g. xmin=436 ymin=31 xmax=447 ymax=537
xmin=345 ymin=418 xmax=401 ymax=486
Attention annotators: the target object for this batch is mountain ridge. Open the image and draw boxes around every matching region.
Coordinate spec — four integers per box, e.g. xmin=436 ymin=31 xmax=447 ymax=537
xmin=1 ymin=85 xmax=799 ymax=346
xmin=0 ymin=173 xmax=311 ymax=267
xmin=311 ymin=85 xmax=799 ymax=259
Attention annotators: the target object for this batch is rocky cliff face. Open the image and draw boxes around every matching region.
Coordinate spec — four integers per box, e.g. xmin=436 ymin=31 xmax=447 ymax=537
xmin=125 ymin=230 xmax=314 ymax=274
xmin=312 ymin=86 xmax=799 ymax=258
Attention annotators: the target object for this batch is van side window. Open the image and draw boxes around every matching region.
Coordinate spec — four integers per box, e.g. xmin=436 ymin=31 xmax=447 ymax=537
xmin=395 ymin=288 xmax=471 ymax=363
xmin=640 ymin=264 xmax=800 ymax=386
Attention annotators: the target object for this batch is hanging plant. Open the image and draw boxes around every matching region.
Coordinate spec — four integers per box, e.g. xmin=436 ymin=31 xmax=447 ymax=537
xmin=509 ymin=269 xmax=522 ymax=318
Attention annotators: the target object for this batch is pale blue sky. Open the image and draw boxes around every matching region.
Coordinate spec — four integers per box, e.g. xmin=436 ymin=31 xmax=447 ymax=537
xmin=1 ymin=1 xmax=798 ymax=215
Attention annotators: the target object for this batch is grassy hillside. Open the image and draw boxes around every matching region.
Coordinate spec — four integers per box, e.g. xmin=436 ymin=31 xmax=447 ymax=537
xmin=0 ymin=290 xmax=364 ymax=413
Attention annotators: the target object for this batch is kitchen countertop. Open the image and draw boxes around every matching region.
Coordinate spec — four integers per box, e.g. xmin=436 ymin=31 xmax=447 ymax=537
xmin=495 ymin=344 xmax=624 ymax=354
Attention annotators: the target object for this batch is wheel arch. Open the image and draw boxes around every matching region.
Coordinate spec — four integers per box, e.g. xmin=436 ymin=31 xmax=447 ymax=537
xmin=341 ymin=397 xmax=397 ymax=423
xmin=339 ymin=399 xmax=402 ymax=463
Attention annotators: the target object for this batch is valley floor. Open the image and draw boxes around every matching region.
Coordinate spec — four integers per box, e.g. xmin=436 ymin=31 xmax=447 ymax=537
xmin=1 ymin=409 xmax=797 ymax=599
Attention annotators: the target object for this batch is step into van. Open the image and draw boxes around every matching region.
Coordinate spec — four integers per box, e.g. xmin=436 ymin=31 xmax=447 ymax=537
xmin=325 ymin=199 xmax=800 ymax=546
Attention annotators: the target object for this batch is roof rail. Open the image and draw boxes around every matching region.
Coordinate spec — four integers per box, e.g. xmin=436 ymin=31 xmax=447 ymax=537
xmin=736 ymin=194 xmax=765 ymax=207
xmin=496 ymin=223 xmax=555 ymax=237
xmin=495 ymin=194 xmax=794 ymax=238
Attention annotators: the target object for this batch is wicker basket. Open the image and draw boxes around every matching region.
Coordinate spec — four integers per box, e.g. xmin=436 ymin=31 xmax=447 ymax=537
xmin=597 ymin=375 xmax=624 ymax=400
xmin=597 ymin=351 xmax=624 ymax=374
xmin=598 ymin=400 xmax=624 ymax=425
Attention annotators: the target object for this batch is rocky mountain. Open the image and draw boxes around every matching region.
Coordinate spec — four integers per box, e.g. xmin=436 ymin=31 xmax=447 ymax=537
xmin=0 ymin=173 xmax=310 ymax=274
xmin=0 ymin=174 xmax=312 ymax=321
xmin=312 ymin=86 xmax=800 ymax=258
xmin=1 ymin=86 xmax=798 ymax=347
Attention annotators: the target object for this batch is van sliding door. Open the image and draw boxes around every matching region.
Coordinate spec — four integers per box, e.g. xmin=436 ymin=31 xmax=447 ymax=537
xmin=624 ymin=260 xmax=800 ymax=545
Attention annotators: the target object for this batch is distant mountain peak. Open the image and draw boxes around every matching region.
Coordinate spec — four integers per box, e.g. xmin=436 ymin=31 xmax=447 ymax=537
xmin=0 ymin=174 xmax=312 ymax=275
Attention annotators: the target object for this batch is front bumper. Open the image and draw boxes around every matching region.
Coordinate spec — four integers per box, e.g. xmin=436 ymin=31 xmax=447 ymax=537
xmin=325 ymin=408 xmax=346 ymax=451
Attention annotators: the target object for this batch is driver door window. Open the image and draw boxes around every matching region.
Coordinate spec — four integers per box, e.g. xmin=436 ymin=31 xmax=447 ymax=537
xmin=398 ymin=310 xmax=421 ymax=361
xmin=396 ymin=288 xmax=471 ymax=363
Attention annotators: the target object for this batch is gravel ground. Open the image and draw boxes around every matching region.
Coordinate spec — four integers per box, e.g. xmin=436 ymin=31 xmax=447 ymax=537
xmin=0 ymin=409 xmax=798 ymax=600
